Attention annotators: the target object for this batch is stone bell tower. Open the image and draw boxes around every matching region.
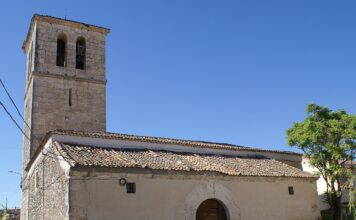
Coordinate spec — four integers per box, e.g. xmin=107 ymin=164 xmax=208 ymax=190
xmin=22 ymin=14 xmax=110 ymax=169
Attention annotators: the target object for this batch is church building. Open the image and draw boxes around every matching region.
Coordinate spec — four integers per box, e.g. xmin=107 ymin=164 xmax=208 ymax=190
xmin=20 ymin=14 xmax=321 ymax=220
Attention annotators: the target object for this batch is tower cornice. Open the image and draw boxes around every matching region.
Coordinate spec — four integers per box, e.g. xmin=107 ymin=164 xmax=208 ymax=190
xmin=23 ymin=14 xmax=110 ymax=53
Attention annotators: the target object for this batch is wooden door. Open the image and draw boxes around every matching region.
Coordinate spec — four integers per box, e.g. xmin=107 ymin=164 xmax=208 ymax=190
xmin=196 ymin=199 xmax=227 ymax=220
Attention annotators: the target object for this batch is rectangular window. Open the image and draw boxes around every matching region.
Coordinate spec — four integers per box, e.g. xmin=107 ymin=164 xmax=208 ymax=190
xmin=69 ymin=88 xmax=72 ymax=107
xmin=288 ymin=186 xmax=294 ymax=195
xmin=126 ymin=183 xmax=136 ymax=194
xmin=35 ymin=171 xmax=39 ymax=190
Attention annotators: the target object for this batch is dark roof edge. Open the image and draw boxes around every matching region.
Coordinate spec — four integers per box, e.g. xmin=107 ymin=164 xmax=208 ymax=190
xmin=52 ymin=129 xmax=302 ymax=155
xmin=25 ymin=131 xmax=54 ymax=172
xmin=33 ymin=14 xmax=110 ymax=31
xmin=70 ymin=164 xmax=318 ymax=179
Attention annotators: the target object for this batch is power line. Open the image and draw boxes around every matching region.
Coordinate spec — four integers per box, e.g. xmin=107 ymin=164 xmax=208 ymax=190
xmin=0 ymin=101 xmax=30 ymax=140
xmin=0 ymin=79 xmax=43 ymax=143
xmin=8 ymin=171 xmax=21 ymax=176
xmin=0 ymin=79 xmax=31 ymax=130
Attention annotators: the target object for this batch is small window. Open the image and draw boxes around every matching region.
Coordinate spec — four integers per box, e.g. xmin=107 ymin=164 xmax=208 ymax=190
xmin=288 ymin=186 xmax=294 ymax=195
xmin=68 ymin=88 xmax=72 ymax=107
xmin=126 ymin=183 xmax=136 ymax=194
xmin=35 ymin=171 xmax=40 ymax=190
xmin=76 ymin=37 xmax=86 ymax=69
xmin=56 ymin=34 xmax=67 ymax=67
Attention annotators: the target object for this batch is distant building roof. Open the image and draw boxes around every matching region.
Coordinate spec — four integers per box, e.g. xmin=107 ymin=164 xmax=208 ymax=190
xmin=54 ymin=141 xmax=314 ymax=178
xmin=0 ymin=208 xmax=20 ymax=220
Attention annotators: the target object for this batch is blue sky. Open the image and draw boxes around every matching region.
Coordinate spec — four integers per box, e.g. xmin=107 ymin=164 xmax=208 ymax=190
xmin=0 ymin=0 xmax=356 ymax=207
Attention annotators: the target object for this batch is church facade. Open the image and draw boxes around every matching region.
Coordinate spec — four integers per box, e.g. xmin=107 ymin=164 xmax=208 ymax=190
xmin=21 ymin=14 xmax=321 ymax=220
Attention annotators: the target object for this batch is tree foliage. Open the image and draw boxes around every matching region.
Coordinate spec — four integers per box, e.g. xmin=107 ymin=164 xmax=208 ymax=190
xmin=287 ymin=104 xmax=355 ymax=220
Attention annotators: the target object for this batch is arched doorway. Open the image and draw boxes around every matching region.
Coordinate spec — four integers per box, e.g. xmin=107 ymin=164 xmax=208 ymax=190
xmin=196 ymin=199 xmax=227 ymax=220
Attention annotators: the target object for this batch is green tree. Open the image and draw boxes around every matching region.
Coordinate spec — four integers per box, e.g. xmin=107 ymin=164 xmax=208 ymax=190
xmin=286 ymin=104 xmax=355 ymax=220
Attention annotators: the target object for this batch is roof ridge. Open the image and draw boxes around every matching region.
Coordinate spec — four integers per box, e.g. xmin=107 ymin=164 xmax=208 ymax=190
xmin=58 ymin=142 xmax=269 ymax=159
xmin=51 ymin=129 xmax=301 ymax=156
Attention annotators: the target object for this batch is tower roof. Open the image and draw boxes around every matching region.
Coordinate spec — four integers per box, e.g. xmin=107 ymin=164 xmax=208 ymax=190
xmin=23 ymin=14 xmax=110 ymax=52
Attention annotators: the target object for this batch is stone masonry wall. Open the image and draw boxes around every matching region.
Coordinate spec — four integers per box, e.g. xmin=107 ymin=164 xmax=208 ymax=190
xmin=23 ymin=18 xmax=107 ymax=166
xmin=29 ymin=74 xmax=106 ymax=158
xmin=22 ymin=143 xmax=69 ymax=220
xmin=22 ymin=79 xmax=33 ymax=170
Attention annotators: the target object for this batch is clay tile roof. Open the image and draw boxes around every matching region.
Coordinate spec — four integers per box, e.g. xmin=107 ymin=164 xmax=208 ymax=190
xmin=55 ymin=142 xmax=314 ymax=178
